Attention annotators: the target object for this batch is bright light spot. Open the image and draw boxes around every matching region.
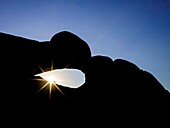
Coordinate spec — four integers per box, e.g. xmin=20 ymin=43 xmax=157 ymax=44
xmin=35 ymin=68 xmax=85 ymax=88
xmin=34 ymin=61 xmax=86 ymax=98
xmin=42 ymin=74 xmax=55 ymax=84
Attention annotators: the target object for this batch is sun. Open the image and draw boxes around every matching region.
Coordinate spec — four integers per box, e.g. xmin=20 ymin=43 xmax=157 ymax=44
xmin=47 ymin=76 xmax=56 ymax=84
xmin=34 ymin=60 xmax=65 ymax=99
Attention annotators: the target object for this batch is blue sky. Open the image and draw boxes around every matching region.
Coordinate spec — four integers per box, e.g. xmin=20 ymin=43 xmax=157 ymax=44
xmin=1 ymin=0 xmax=170 ymax=91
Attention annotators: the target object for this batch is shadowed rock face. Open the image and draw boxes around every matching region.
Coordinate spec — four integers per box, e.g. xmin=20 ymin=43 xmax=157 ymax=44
xmin=0 ymin=31 xmax=169 ymax=124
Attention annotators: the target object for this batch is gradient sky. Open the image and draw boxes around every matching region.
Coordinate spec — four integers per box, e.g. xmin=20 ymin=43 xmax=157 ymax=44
xmin=1 ymin=0 xmax=170 ymax=91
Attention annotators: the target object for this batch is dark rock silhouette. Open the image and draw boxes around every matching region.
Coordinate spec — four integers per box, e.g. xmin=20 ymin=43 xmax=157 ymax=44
xmin=0 ymin=31 xmax=169 ymax=125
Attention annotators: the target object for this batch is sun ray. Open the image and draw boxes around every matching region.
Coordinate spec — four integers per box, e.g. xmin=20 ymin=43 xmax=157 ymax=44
xmin=49 ymin=83 xmax=52 ymax=100
xmin=37 ymin=64 xmax=45 ymax=72
xmin=36 ymin=81 xmax=50 ymax=94
xmin=31 ymin=78 xmax=46 ymax=81
xmin=53 ymin=83 xmax=66 ymax=97
xmin=51 ymin=58 xmax=53 ymax=71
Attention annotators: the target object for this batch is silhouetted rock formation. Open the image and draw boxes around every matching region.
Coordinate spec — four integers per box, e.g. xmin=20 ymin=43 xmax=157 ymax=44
xmin=50 ymin=31 xmax=91 ymax=69
xmin=0 ymin=31 xmax=169 ymax=125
